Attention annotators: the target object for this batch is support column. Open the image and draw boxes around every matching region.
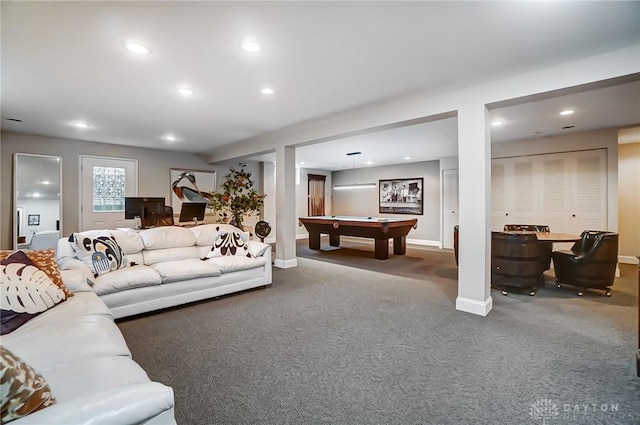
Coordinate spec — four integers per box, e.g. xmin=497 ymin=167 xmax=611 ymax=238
xmin=262 ymin=161 xmax=276 ymax=243
xmin=275 ymin=145 xmax=298 ymax=268
xmin=456 ymin=102 xmax=493 ymax=316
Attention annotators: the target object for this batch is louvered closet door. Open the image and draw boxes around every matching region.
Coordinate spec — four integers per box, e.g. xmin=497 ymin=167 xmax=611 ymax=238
xmin=540 ymin=156 xmax=572 ymax=232
xmin=510 ymin=159 xmax=537 ymax=226
xmin=570 ymin=150 xmax=607 ymax=234
xmin=491 ymin=162 xmax=508 ymax=231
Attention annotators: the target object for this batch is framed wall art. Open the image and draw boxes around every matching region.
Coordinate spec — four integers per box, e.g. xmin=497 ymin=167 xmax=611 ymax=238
xmin=379 ymin=178 xmax=423 ymax=215
xmin=28 ymin=214 xmax=40 ymax=226
xmin=170 ymin=169 xmax=216 ymax=215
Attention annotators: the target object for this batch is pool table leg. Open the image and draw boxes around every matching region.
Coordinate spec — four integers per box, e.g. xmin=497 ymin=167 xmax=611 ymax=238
xmin=308 ymin=232 xmax=321 ymax=250
xmin=329 ymin=234 xmax=340 ymax=247
xmin=393 ymin=236 xmax=406 ymax=255
xmin=374 ymin=239 xmax=389 ymax=260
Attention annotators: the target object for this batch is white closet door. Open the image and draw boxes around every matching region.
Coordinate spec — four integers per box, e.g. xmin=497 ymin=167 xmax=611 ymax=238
xmin=491 ymin=162 xmax=508 ymax=231
xmin=540 ymin=156 xmax=572 ymax=231
xmin=509 ymin=159 xmax=537 ymax=226
xmin=570 ymin=150 xmax=607 ymax=234
xmin=442 ymin=169 xmax=459 ymax=249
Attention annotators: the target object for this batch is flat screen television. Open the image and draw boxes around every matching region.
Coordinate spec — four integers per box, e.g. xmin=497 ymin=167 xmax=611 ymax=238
xmin=178 ymin=202 xmax=207 ymax=225
xmin=124 ymin=197 xmax=165 ymax=228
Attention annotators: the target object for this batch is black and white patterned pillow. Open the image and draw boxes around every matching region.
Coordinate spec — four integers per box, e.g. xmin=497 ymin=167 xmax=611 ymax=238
xmin=71 ymin=232 xmax=128 ymax=276
xmin=206 ymin=230 xmax=251 ymax=258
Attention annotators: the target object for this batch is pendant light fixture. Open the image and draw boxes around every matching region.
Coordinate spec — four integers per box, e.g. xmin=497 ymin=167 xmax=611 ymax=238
xmin=333 ymin=152 xmax=377 ymax=190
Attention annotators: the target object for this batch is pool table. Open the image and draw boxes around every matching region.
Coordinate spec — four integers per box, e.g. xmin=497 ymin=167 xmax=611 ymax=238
xmin=298 ymin=216 xmax=418 ymax=260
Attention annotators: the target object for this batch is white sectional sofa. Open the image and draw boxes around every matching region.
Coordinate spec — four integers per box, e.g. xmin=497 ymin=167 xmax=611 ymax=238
xmin=56 ymin=224 xmax=273 ymax=319
xmin=1 ymin=224 xmax=272 ymax=424
xmin=2 ymin=269 xmax=176 ymax=425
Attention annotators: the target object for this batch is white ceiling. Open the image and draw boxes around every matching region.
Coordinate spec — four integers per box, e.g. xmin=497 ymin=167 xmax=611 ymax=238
xmin=2 ymin=1 xmax=639 ymax=168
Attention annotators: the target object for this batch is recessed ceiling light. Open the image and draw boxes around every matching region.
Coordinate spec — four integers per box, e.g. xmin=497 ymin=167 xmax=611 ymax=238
xmin=177 ymin=87 xmax=195 ymax=96
xmin=163 ymin=135 xmax=177 ymax=142
xmin=491 ymin=120 xmax=504 ymax=126
xmin=72 ymin=122 xmax=90 ymax=128
xmin=41 ymin=180 xmax=51 ymax=185
xmin=125 ymin=41 xmax=149 ymax=55
xmin=261 ymin=88 xmax=275 ymax=95
xmin=32 ymin=192 xmax=41 ymax=198
xmin=241 ymin=38 xmax=261 ymax=52
xmin=404 ymin=156 xmax=411 ymax=160
xmin=559 ymin=110 xmax=574 ymax=116
xmin=366 ymin=161 xmax=372 ymax=165
xmin=299 ymin=161 xmax=305 ymax=165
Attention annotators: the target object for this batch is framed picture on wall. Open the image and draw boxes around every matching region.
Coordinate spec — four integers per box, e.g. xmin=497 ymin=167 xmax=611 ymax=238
xmin=170 ymin=169 xmax=217 ymax=215
xmin=379 ymin=178 xmax=423 ymax=215
xmin=28 ymin=214 xmax=40 ymax=226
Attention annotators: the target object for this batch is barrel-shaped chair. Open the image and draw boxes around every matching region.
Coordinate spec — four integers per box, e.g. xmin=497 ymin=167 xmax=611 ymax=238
xmin=491 ymin=231 xmax=543 ymax=296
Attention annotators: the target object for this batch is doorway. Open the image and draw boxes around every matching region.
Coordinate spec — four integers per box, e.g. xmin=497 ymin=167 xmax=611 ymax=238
xmin=80 ymin=155 xmax=138 ymax=231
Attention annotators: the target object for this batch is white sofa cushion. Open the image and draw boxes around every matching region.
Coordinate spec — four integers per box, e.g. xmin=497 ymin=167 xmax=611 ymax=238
xmin=150 ymin=259 xmax=222 ymax=283
xmin=207 ymin=256 xmax=266 ymax=274
xmin=142 ymin=246 xmax=200 ymax=265
xmin=92 ymin=265 xmax=161 ymax=296
xmin=190 ymin=223 xmax=244 ymax=246
xmin=248 ymin=240 xmax=272 ymax=258
xmin=140 ymin=227 xmax=195 ymax=250
xmin=110 ymin=230 xmax=144 ymax=254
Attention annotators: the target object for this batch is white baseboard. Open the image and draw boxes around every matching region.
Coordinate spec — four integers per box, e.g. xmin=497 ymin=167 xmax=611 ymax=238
xmin=406 ymin=238 xmax=441 ymax=248
xmin=455 ymin=296 xmax=493 ymax=316
xmin=274 ymin=258 xmax=298 ymax=269
xmin=619 ymin=255 xmax=639 ymax=265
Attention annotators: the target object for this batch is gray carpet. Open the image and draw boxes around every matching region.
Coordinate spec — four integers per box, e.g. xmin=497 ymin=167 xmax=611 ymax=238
xmin=117 ymin=243 xmax=639 ymax=425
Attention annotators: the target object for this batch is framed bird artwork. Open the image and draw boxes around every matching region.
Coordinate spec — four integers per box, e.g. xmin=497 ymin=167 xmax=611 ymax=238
xmin=170 ymin=168 xmax=217 ymax=215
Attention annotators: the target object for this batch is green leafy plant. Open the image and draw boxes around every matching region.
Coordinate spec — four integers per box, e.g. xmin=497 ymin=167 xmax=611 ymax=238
xmin=208 ymin=162 xmax=265 ymax=228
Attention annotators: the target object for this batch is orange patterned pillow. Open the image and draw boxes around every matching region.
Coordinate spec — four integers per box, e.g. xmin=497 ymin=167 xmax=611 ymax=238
xmin=0 ymin=346 xmax=56 ymax=421
xmin=0 ymin=249 xmax=72 ymax=298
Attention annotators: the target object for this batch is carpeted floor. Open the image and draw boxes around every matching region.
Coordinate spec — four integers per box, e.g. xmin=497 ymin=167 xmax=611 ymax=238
xmin=117 ymin=240 xmax=639 ymax=425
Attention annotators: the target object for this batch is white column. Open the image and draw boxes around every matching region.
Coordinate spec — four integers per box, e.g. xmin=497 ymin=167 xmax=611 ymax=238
xmin=262 ymin=161 xmax=276 ymax=243
xmin=275 ymin=145 xmax=298 ymax=268
xmin=456 ymin=102 xmax=493 ymax=316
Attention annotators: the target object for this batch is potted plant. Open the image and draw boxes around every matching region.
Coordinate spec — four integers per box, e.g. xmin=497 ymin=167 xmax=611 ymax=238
xmin=209 ymin=163 xmax=265 ymax=229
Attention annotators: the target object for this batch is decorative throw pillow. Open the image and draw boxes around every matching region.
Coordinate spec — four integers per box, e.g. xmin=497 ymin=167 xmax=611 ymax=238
xmin=71 ymin=232 xmax=128 ymax=277
xmin=0 ymin=249 xmax=72 ymax=298
xmin=206 ymin=231 xmax=251 ymax=258
xmin=0 ymin=251 xmax=67 ymax=335
xmin=0 ymin=346 xmax=56 ymax=422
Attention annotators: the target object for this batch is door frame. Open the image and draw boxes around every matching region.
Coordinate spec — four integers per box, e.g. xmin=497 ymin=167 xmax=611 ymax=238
xmin=442 ymin=168 xmax=459 ymax=250
xmin=79 ymin=155 xmax=139 ymax=231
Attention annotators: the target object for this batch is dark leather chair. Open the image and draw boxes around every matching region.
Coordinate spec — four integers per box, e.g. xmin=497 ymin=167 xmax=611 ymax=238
xmin=453 ymin=225 xmax=459 ymax=266
xmin=158 ymin=206 xmax=175 ymax=226
xmin=491 ymin=232 xmax=543 ymax=296
xmin=552 ymin=231 xmax=618 ymax=296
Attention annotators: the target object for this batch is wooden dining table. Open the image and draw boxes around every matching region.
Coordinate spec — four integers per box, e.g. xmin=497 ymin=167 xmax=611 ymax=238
xmin=505 ymin=231 xmax=581 ymax=271
xmin=532 ymin=232 xmax=581 ymax=243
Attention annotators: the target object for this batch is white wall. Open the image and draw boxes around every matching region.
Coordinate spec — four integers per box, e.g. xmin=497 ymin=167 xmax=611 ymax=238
xmin=331 ymin=161 xmax=440 ymax=243
xmin=618 ymin=142 xmax=640 ymax=262
xmin=0 ymin=131 xmax=264 ymax=249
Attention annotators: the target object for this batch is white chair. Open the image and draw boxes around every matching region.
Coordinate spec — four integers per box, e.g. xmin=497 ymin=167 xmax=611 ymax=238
xmin=28 ymin=230 xmax=60 ymax=249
